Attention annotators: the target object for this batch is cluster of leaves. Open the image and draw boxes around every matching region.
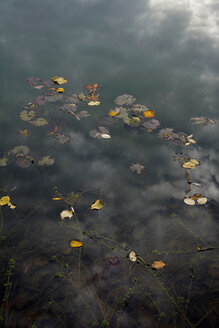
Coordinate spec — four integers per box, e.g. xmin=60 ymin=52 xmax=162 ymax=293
xmin=0 ymin=145 xmax=54 ymax=168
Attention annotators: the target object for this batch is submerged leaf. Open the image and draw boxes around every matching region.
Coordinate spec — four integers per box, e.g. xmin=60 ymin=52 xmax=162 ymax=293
xmin=129 ymin=163 xmax=145 ymax=174
xmin=76 ymin=111 xmax=90 ymax=119
xmin=19 ymin=110 xmax=36 ymax=121
xmin=31 ymin=118 xmax=48 ymax=126
xmin=44 ymin=94 xmax=63 ymax=102
xmin=70 ymin=240 xmax=83 ymax=248
xmin=0 ymin=157 xmax=10 ymax=167
xmin=115 ymin=94 xmax=136 ymax=106
xmin=18 ymin=129 xmax=30 ymax=137
xmin=38 ymin=156 xmax=54 ymax=166
xmin=142 ymin=119 xmax=160 ymax=130
xmin=53 ymin=133 xmax=71 ymax=144
xmin=91 ymin=199 xmax=103 ymax=210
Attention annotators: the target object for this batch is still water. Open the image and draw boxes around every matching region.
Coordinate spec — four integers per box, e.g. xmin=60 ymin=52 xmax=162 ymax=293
xmin=0 ymin=0 xmax=219 ymax=327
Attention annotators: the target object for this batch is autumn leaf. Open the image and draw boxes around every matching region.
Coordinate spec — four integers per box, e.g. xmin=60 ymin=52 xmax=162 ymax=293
xmin=0 ymin=196 xmax=16 ymax=209
xmin=184 ymin=198 xmax=195 ymax=205
xmin=0 ymin=196 xmax=10 ymax=206
xmin=197 ymin=197 xmax=208 ymax=205
xmin=88 ymin=101 xmax=101 ymax=106
xmin=143 ymin=110 xmax=155 ymax=118
xmin=129 ymin=251 xmax=137 ymax=262
xmin=108 ymin=109 xmax=119 ymax=117
xmin=51 ymin=76 xmax=67 ymax=85
xmin=70 ymin=240 xmax=83 ymax=248
xmin=60 ymin=209 xmax=73 ymax=220
xmin=56 ymin=88 xmax=64 ymax=93
xmin=151 ymin=261 xmax=166 ymax=269
xmin=91 ymin=199 xmax=103 ymax=210
xmin=52 ymin=197 xmax=62 ymax=200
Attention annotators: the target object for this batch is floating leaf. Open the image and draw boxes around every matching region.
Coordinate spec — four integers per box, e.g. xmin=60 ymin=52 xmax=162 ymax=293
xmin=197 ymin=197 xmax=208 ymax=205
xmin=78 ymin=92 xmax=87 ymax=101
xmin=0 ymin=196 xmax=10 ymax=206
xmin=31 ymin=118 xmax=48 ymax=126
xmin=143 ymin=110 xmax=155 ymax=118
xmin=129 ymin=163 xmax=145 ymax=174
xmin=69 ymin=240 xmax=83 ymax=248
xmin=60 ymin=209 xmax=73 ymax=220
xmin=91 ymin=199 xmax=103 ymax=210
xmin=88 ymin=101 xmax=101 ymax=106
xmin=184 ymin=198 xmax=195 ymax=205
xmin=52 ymin=197 xmax=62 ymax=200
xmin=56 ymin=87 xmax=64 ymax=93
xmin=18 ymin=129 xmax=30 ymax=137
xmin=151 ymin=261 xmax=166 ymax=270
xmin=89 ymin=127 xmax=111 ymax=139
xmin=182 ymin=159 xmax=200 ymax=169
xmin=38 ymin=156 xmax=54 ymax=166
xmin=115 ymin=94 xmax=136 ymax=106
xmin=11 ymin=145 xmax=29 ymax=157
xmin=101 ymin=134 xmax=111 ymax=139
xmin=129 ymin=251 xmax=137 ymax=262
xmin=51 ymin=76 xmax=67 ymax=85
xmin=60 ymin=103 xmax=77 ymax=114
xmin=19 ymin=110 xmax=36 ymax=121
xmin=190 ymin=194 xmax=201 ymax=200
xmin=0 ymin=196 xmax=16 ymax=209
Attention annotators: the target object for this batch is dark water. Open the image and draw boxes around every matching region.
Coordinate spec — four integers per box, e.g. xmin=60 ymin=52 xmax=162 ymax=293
xmin=1 ymin=1 xmax=219 ymax=327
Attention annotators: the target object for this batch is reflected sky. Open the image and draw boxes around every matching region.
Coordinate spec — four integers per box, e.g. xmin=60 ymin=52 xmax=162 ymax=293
xmin=0 ymin=1 xmax=219 ymax=326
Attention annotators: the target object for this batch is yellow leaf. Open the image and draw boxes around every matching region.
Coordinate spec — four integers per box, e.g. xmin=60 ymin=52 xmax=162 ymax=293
xmin=51 ymin=76 xmax=67 ymax=85
xmin=143 ymin=110 xmax=155 ymax=118
xmin=56 ymin=87 xmax=64 ymax=93
xmin=8 ymin=202 xmax=16 ymax=209
xmin=184 ymin=198 xmax=195 ymax=205
xmin=190 ymin=159 xmax=200 ymax=165
xmin=129 ymin=251 xmax=137 ymax=262
xmin=108 ymin=110 xmax=118 ymax=117
xmin=0 ymin=196 xmax=10 ymax=206
xmin=151 ymin=261 xmax=166 ymax=270
xmin=52 ymin=197 xmax=62 ymax=200
xmin=70 ymin=240 xmax=83 ymax=248
xmin=182 ymin=161 xmax=196 ymax=169
xmin=88 ymin=101 xmax=101 ymax=106
xmin=91 ymin=199 xmax=103 ymax=210
xmin=208 ymin=118 xmax=216 ymax=124
xmin=197 ymin=197 xmax=208 ymax=205
xmin=60 ymin=210 xmax=73 ymax=220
